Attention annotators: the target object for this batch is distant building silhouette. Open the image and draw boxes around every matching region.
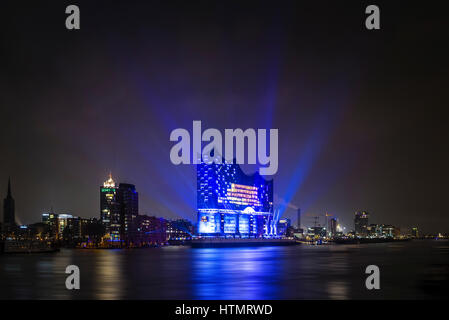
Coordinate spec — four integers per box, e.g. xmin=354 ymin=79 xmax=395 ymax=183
xmin=118 ymin=183 xmax=138 ymax=243
xmin=354 ymin=211 xmax=369 ymax=237
xmin=329 ymin=217 xmax=337 ymax=237
xmin=277 ymin=218 xmax=291 ymax=236
xmin=134 ymin=215 xmax=166 ymax=245
xmin=100 ymin=174 xmax=121 ymax=240
xmin=3 ymin=178 xmax=16 ymax=232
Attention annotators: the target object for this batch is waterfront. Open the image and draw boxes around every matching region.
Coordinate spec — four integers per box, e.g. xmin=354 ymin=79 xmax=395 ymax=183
xmin=0 ymin=240 xmax=448 ymax=299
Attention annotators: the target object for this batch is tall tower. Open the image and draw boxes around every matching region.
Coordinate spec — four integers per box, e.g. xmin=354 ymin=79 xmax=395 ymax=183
xmin=3 ymin=178 xmax=16 ymax=232
xmin=354 ymin=211 xmax=369 ymax=236
xmin=100 ymin=173 xmax=120 ymax=240
xmin=118 ymin=183 xmax=138 ymax=243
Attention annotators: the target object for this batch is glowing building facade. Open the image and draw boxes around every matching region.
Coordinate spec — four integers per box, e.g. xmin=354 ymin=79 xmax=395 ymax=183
xmin=197 ymin=160 xmax=274 ymax=237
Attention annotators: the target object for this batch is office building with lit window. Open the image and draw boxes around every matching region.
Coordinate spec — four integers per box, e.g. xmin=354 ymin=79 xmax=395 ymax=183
xmin=277 ymin=218 xmax=291 ymax=236
xmin=117 ymin=183 xmax=138 ymax=243
xmin=100 ymin=174 xmax=121 ymax=240
xmin=197 ymin=159 xmax=273 ymax=237
xmin=167 ymin=219 xmax=194 ymax=241
xmin=41 ymin=212 xmax=58 ymax=238
xmin=100 ymin=175 xmax=139 ymax=243
xmin=134 ymin=215 xmax=166 ymax=245
xmin=354 ymin=211 xmax=369 ymax=237
xmin=41 ymin=212 xmax=80 ymax=240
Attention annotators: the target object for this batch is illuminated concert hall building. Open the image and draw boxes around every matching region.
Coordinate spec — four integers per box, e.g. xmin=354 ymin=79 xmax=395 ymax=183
xmin=197 ymin=159 xmax=274 ymax=237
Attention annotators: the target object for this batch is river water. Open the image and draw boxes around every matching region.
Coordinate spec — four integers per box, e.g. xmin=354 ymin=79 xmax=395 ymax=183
xmin=0 ymin=240 xmax=448 ymax=299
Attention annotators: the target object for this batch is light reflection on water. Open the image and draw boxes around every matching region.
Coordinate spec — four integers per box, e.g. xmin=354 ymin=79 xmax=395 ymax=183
xmin=191 ymin=247 xmax=282 ymax=299
xmin=94 ymin=250 xmax=124 ymax=299
xmin=327 ymin=281 xmax=349 ymax=299
xmin=0 ymin=240 xmax=448 ymax=299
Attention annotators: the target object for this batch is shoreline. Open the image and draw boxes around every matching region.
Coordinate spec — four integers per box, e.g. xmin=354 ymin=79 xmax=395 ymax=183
xmin=2 ymin=238 xmax=447 ymax=253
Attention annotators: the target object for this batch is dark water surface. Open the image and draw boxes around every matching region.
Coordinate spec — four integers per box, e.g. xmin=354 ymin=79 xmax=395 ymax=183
xmin=1 ymin=240 xmax=448 ymax=299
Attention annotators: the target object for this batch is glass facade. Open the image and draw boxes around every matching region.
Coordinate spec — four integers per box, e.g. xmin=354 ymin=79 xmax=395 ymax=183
xmin=197 ymin=160 xmax=273 ymax=237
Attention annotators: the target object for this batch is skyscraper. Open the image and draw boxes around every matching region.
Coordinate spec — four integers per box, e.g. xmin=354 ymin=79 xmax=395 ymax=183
xmin=118 ymin=183 xmax=138 ymax=243
xmin=42 ymin=211 xmax=59 ymax=238
xmin=3 ymin=178 xmax=16 ymax=232
xmin=134 ymin=215 xmax=166 ymax=245
xmin=354 ymin=211 xmax=369 ymax=237
xmin=100 ymin=174 xmax=120 ymax=240
xmin=42 ymin=212 xmax=81 ymax=240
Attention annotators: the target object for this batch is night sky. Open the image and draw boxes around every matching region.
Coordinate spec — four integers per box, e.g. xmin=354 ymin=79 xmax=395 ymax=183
xmin=1 ymin=1 xmax=448 ymax=233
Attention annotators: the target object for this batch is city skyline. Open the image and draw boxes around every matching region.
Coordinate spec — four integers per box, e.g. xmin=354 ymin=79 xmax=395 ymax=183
xmin=1 ymin=1 xmax=448 ymax=235
xmin=0 ymin=173 xmax=437 ymax=237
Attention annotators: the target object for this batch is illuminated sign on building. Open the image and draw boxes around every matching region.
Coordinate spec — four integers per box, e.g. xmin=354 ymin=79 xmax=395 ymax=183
xmin=218 ymin=183 xmax=263 ymax=207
